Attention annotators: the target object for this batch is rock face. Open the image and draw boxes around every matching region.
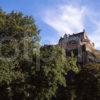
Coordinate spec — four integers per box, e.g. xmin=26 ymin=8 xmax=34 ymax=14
xmin=58 ymin=30 xmax=100 ymax=65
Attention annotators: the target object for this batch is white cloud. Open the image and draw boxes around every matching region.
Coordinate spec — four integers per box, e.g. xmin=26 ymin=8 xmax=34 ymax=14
xmin=42 ymin=5 xmax=86 ymax=36
xmin=87 ymin=12 xmax=100 ymax=49
xmin=90 ymin=25 xmax=100 ymax=49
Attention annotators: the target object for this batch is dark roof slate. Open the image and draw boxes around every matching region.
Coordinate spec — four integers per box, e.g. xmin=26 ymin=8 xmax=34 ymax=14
xmin=69 ymin=32 xmax=84 ymax=38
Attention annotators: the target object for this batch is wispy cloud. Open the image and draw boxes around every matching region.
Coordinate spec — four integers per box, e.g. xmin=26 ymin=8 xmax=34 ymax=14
xmin=90 ymin=24 xmax=100 ymax=49
xmin=87 ymin=12 xmax=100 ymax=49
xmin=42 ymin=5 xmax=86 ymax=36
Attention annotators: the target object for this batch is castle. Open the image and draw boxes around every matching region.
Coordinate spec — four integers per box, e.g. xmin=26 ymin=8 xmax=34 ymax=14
xmin=59 ymin=30 xmax=100 ymax=65
xmin=59 ymin=30 xmax=95 ymax=52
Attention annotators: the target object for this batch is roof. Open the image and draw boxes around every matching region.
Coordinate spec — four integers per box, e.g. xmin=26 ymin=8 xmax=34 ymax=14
xmin=59 ymin=32 xmax=84 ymax=40
xmin=69 ymin=32 xmax=84 ymax=38
xmin=59 ymin=31 xmax=86 ymax=43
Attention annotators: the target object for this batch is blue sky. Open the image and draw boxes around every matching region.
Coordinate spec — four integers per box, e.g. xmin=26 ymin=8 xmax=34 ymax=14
xmin=0 ymin=0 xmax=100 ymax=49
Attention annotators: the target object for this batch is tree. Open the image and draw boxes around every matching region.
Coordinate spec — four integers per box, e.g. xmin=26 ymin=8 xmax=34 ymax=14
xmin=54 ymin=54 xmax=79 ymax=100
xmin=0 ymin=9 xmax=39 ymax=99
xmin=28 ymin=45 xmax=68 ymax=100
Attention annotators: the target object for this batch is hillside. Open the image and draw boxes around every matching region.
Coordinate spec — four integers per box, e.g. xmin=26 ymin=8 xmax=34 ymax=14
xmin=93 ymin=50 xmax=100 ymax=59
xmin=91 ymin=49 xmax=100 ymax=63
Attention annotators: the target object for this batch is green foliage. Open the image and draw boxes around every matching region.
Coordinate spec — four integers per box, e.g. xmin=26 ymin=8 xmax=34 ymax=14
xmin=0 ymin=11 xmax=38 ymax=38
xmin=31 ymin=45 xmax=68 ymax=100
xmin=0 ymin=9 xmax=39 ymax=60
xmin=66 ymin=55 xmax=79 ymax=73
xmin=0 ymin=9 xmax=39 ymax=100
xmin=55 ymin=55 xmax=79 ymax=100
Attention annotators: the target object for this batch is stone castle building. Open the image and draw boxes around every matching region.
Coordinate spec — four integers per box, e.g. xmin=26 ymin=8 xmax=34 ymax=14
xmin=58 ymin=30 xmax=99 ymax=65
xmin=59 ymin=30 xmax=95 ymax=52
